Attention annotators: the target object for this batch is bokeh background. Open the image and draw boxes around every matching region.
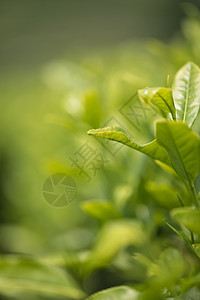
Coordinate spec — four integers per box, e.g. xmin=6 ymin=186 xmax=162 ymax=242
xmin=1 ymin=0 xmax=200 ymax=299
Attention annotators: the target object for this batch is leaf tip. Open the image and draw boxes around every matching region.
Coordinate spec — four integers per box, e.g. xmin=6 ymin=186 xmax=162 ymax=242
xmin=87 ymin=129 xmax=96 ymax=135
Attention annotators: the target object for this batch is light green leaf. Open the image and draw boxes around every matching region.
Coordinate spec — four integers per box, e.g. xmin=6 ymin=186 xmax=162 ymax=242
xmin=156 ymin=120 xmax=200 ymax=183
xmin=158 ymin=248 xmax=186 ymax=280
xmin=138 ymin=87 xmax=176 ymax=119
xmin=133 ymin=253 xmax=160 ymax=278
xmin=134 ymin=248 xmax=186 ymax=282
xmin=172 ymin=62 xmax=200 ymax=127
xmin=155 ymin=160 xmax=178 ymax=178
xmin=146 ymin=182 xmax=180 ymax=209
xmin=39 ymin=251 xmax=87 ymax=268
xmin=171 ymin=207 xmax=200 ymax=234
xmin=80 ymin=200 xmax=121 ymax=220
xmin=86 ymin=219 xmax=145 ymax=270
xmin=88 ymin=126 xmax=171 ymax=166
xmin=86 ymin=286 xmax=139 ymax=300
xmin=0 ymin=255 xmax=85 ymax=299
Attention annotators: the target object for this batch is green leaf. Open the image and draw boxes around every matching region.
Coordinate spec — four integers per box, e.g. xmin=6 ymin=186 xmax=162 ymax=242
xmin=194 ymin=172 xmax=200 ymax=194
xmin=86 ymin=219 xmax=145 ymax=270
xmin=138 ymin=87 xmax=176 ymax=119
xmin=192 ymin=244 xmax=200 ymax=259
xmin=134 ymin=249 xmax=187 ymax=300
xmin=0 ymin=255 xmax=85 ymax=299
xmin=146 ymin=182 xmax=180 ymax=209
xmin=155 ymin=160 xmax=178 ymax=178
xmin=172 ymin=62 xmax=200 ymax=127
xmin=80 ymin=200 xmax=121 ymax=220
xmin=87 ymin=126 xmax=171 ymax=166
xmin=134 ymin=248 xmax=186 ymax=282
xmin=165 ymin=222 xmax=193 ymax=251
xmin=39 ymin=251 xmax=87 ymax=268
xmin=133 ymin=253 xmax=160 ymax=277
xmin=171 ymin=207 xmax=200 ymax=234
xmin=156 ymin=120 xmax=200 ymax=183
xmin=158 ymin=248 xmax=186 ymax=279
xmin=86 ymin=286 xmax=139 ymax=300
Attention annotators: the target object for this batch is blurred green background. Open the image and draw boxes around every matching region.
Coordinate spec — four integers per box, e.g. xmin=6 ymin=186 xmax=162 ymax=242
xmin=1 ymin=0 xmax=200 ymax=68
xmin=1 ymin=0 xmax=200 ymax=299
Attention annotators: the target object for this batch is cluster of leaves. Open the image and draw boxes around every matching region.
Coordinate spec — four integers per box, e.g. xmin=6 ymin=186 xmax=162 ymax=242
xmin=2 ymin=62 xmax=200 ymax=300
xmin=1 ymin=8 xmax=200 ymax=300
xmin=87 ymin=62 xmax=200 ymax=299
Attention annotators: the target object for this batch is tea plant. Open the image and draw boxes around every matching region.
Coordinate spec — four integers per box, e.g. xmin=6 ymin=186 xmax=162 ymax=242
xmin=87 ymin=62 xmax=200 ymax=299
xmin=1 ymin=12 xmax=200 ymax=297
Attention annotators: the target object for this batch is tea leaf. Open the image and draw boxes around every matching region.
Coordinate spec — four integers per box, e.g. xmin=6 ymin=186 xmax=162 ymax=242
xmin=172 ymin=62 xmax=200 ymax=127
xmin=88 ymin=126 xmax=171 ymax=166
xmin=158 ymin=248 xmax=186 ymax=280
xmin=86 ymin=219 xmax=145 ymax=269
xmin=192 ymin=244 xmax=200 ymax=259
xmin=156 ymin=120 xmax=200 ymax=183
xmin=135 ymin=248 xmax=186 ymax=282
xmin=146 ymin=182 xmax=180 ymax=209
xmin=171 ymin=207 xmax=200 ymax=234
xmin=86 ymin=286 xmax=139 ymax=300
xmin=138 ymin=87 xmax=176 ymax=119
xmin=194 ymin=172 xmax=200 ymax=194
xmin=166 ymin=222 xmax=193 ymax=251
xmin=80 ymin=199 xmax=121 ymax=220
xmin=0 ymin=255 xmax=85 ymax=299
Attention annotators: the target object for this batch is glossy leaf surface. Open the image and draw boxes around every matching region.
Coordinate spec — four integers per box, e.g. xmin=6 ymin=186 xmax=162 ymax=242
xmin=156 ymin=120 xmax=200 ymax=182
xmin=86 ymin=286 xmax=139 ymax=300
xmin=88 ymin=126 xmax=171 ymax=166
xmin=138 ymin=87 xmax=176 ymax=119
xmin=172 ymin=62 xmax=200 ymax=127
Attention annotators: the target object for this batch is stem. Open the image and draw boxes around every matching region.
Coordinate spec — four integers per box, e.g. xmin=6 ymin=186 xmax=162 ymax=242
xmin=185 ymin=179 xmax=199 ymax=208
xmin=189 ymin=181 xmax=199 ymax=208
xmin=171 ymin=110 xmax=176 ymax=121
xmin=176 ymin=193 xmax=184 ymax=207
xmin=190 ymin=231 xmax=195 ymax=244
xmin=184 ymin=181 xmax=198 ymax=245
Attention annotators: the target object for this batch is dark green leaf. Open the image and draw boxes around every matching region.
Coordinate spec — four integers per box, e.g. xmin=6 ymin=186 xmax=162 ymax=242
xmin=165 ymin=222 xmax=193 ymax=251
